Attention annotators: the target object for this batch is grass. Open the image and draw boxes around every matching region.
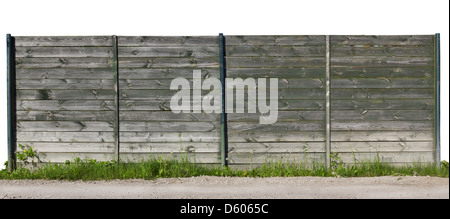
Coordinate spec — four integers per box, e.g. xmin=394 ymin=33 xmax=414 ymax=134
xmin=1 ymin=156 xmax=448 ymax=180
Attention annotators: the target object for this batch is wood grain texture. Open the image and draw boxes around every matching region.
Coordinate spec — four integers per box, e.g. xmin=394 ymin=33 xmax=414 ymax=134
xmin=226 ymin=35 xmax=326 ymax=46
xmin=16 ymin=68 xmax=115 ymax=79
xmin=330 ymin=35 xmax=434 ymax=46
xmin=118 ymin=36 xmax=218 ymax=47
xmin=16 ymin=57 xmax=113 ymax=69
xmin=17 ymin=89 xmax=115 ymax=100
xmin=16 ymin=47 xmax=113 ymax=58
xmin=15 ymin=36 xmax=112 ymax=47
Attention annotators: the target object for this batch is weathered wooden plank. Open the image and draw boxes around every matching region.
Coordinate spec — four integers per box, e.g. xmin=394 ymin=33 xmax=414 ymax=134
xmin=17 ymin=110 xmax=115 ymax=121
xmin=119 ymin=153 xmax=220 ymax=164
xmin=226 ymin=46 xmax=325 ymax=57
xmin=118 ymin=47 xmax=218 ymax=58
xmin=231 ymin=99 xmax=326 ymax=111
xmin=17 ymin=89 xmax=115 ymax=100
xmin=331 ymin=99 xmax=434 ymax=110
xmin=119 ymin=57 xmax=219 ymax=68
xmin=118 ymin=68 xmax=220 ymax=79
xmin=120 ymin=142 xmax=219 ymax=153
xmin=228 ymin=121 xmax=325 ymax=132
xmin=17 ymin=100 xmax=115 ymax=111
xmin=15 ymin=36 xmax=112 ymax=47
xmin=228 ymin=132 xmax=325 ymax=143
xmin=331 ymin=67 xmax=434 ymax=78
xmin=330 ymin=35 xmax=434 ymax=46
xmin=331 ymin=56 xmax=433 ymax=67
xmin=119 ymin=111 xmax=219 ymax=121
xmin=120 ymin=132 xmax=220 ymax=143
xmin=331 ymin=46 xmax=434 ymax=57
xmin=331 ymin=110 xmax=433 ymax=121
xmin=330 ymin=131 xmax=433 ymax=142
xmin=330 ymin=89 xmax=434 ymax=99
xmin=120 ymin=121 xmax=219 ymax=132
xmin=227 ymin=57 xmax=325 ymax=68
xmin=227 ymin=68 xmax=325 ymax=78
xmin=228 ymin=111 xmax=325 ymax=122
xmin=17 ymin=121 xmax=114 ymax=132
xmin=17 ymin=79 xmax=115 ymax=89
xmin=16 ymin=68 xmax=114 ymax=79
xmin=17 ymin=142 xmax=115 ymax=153
xmin=118 ymin=36 xmax=218 ymax=47
xmin=119 ymin=89 xmax=325 ymax=101
xmin=226 ymin=36 xmax=326 ymax=46
xmin=34 ymin=152 xmax=115 ymax=163
xmin=16 ymin=57 xmax=113 ymax=69
xmin=118 ymin=78 xmax=324 ymax=90
xmin=228 ymin=142 xmax=325 ymax=153
xmin=331 ymin=121 xmax=433 ymax=131
xmin=17 ymin=131 xmax=115 ymax=142
xmin=331 ymin=142 xmax=434 ymax=152
xmin=331 ymin=78 xmax=433 ymax=89
xmin=335 ymin=152 xmax=435 ymax=164
xmin=16 ymin=47 xmax=113 ymax=58
xmin=227 ymin=152 xmax=326 ymax=164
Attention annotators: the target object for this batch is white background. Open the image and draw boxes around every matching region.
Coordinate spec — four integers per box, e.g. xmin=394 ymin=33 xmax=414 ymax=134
xmin=0 ymin=0 xmax=448 ymax=169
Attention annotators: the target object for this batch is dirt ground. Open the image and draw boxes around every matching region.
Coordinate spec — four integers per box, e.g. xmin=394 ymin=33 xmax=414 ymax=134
xmin=0 ymin=176 xmax=448 ymax=199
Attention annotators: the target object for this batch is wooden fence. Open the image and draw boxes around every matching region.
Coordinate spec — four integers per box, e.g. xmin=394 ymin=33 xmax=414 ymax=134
xmin=7 ymin=34 xmax=441 ymax=169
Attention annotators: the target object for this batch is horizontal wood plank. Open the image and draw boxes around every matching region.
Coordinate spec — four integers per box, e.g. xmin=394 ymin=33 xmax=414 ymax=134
xmin=118 ymin=68 xmax=220 ymax=79
xmin=118 ymin=46 xmax=218 ymax=57
xmin=17 ymin=110 xmax=115 ymax=121
xmin=17 ymin=121 xmax=114 ymax=132
xmin=17 ymin=79 xmax=114 ymax=89
xmin=228 ymin=121 xmax=325 ymax=132
xmin=120 ymin=142 xmax=219 ymax=153
xmin=226 ymin=45 xmax=325 ymax=57
xmin=331 ymin=110 xmax=433 ymax=121
xmin=16 ymin=47 xmax=113 ymax=58
xmin=331 ymin=141 xmax=433 ymax=152
xmin=331 ymin=46 xmax=434 ymax=57
xmin=228 ymin=132 xmax=325 ymax=142
xmin=228 ymin=142 xmax=325 ymax=153
xmin=227 ymin=57 xmax=325 ymax=68
xmin=119 ymin=57 xmax=219 ymax=68
xmin=120 ymin=132 xmax=220 ymax=143
xmin=227 ymin=68 xmax=325 ymax=78
xmin=331 ymin=56 xmax=433 ymax=67
xmin=330 ymin=131 xmax=434 ymax=142
xmin=331 ymin=121 xmax=433 ymax=131
xmin=331 ymin=99 xmax=434 ymax=110
xmin=330 ymin=89 xmax=434 ymax=100
xmin=228 ymin=111 xmax=325 ymax=122
xmin=15 ymin=36 xmax=113 ymax=47
xmin=120 ymin=121 xmax=219 ymax=132
xmin=226 ymin=36 xmax=326 ymax=46
xmin=331 ymin=78 xmax=433 ymax=89
xmin=17 ymin=89 xmax=115 ymax=100
xmin=330 ymin=35 xmax=434 ymax=46
xmin=17 ymin=142 xmax=115 ymax=153
xmin=17 ymin=100 xmax=115 ymax=111
xmin=120 ymin=111 xmax=219 ymax=121
xmin=118 ymin=36 xmax=218 ymax=46
xmin=17 ymin=131 xmax=115 ymax=142
xmin=331 ymin=67 xmax=434 ymax=78
xmin=16 ymin=57 xmax=113 ymax=69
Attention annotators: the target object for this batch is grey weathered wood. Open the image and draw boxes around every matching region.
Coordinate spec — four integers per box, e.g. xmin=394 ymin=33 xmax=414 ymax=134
xmin=16 ymin=68 xmax=115 ymax=79
xmin=32 ymin=152 xmax=116 ymax=163
xmin=334 ymin=152 xmax=435 ymax=164
xmin=227 ymin=57 xmax=325 ymax=68
xmin=120 ymin=111 xmax=219 ymax=121
xmin=119 ymin=153 xmax=220 ymax=164
xmin=331 ymin=141 xmax=434 ymax=152
xmin=330 ymin=35 xmax=434 ymax=46
xmin=120 ymin=121 xmax=219 ymax=132
xmin=118 ymin=68 xmax=220 ymax=79
xmin=227 ymin=152 xmax=326 ymax=164
xmin=330 ymin=131 xmax=434 ymax=142
xmin=120 ymin=132 xmax=220 ymax=143
xmin=17 ymin=79 xmax=115 ymax=89
xmin=331 ymin=67 xmax=434 ymax=78
xmin=331 ymin=121 xmax=433 ymax=131
xmin=16 ymin=57 xmax=113 ymax=69
xmin=331 ymin=46 xmax=434 ymax=57
xmin=119 ymin=57 xmax=219 ymax=68
xmin=331 ymin=78 xmax=433 ymax=89
xmin=15 ymin=36 xmax=113 ymax=47
xmin=228 ymin=132 xmax=325 ymax=142
xmin=16 ymin=47 xmax=113 ymax=58
xmin=17 ymin=90 xmax=115 ymax=100
xmin=331 ymin=56 xmax=433 ymax=67
xmin=119 ymin=47 xmax=218 ymax=58
xmin=331 ymin=110 xmax=433 ymax=121
xmin=228 ymin=142 xmax=325 ymax=153
xmin=17 ymin=100 xmax=115 ymax=111
xmin=227 ymin=67 xmax=325 ymax=78
xmin=17 ymin=142 xmax=115 ymax=153
xmin=228 ymin=111 xmax=325 ymax=122
xmin=17 ymin=110 xmax=115 ymax=121
xmin=17 ymin=131 xmax=115 ymax=142
xmin=228 ymin=121 xmax=325 ymax=132
xmin=330 ymin=89 xmax=434 ymax=100
xmin=17 ymin=121 xmax=114 ymax=132
xmin=118 ymin=36 xmax=218 ymax=47
xmin=226 ymin=36 xmax=326 ymax=46
xmin=331 ymin=99 xmax=434 ymax=110
xmin=226 ymin=46 xmax=325 ymax=57
xmin=119 ymin=142 xmax=220 ymax=153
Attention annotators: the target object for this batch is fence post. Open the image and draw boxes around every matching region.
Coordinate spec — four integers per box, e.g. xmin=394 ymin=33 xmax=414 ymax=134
xmin=325 ymin=35 xmax=331 ymax=169
xmin=7 ymin=34 xmax=17 ymax=171
xmin=435 ymin=33 xmax=440 ymax=166
xmin=112 ymin=35 xmax=120 ymax=162
xmin=219 ymin=33 xmax=228 ymax=167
